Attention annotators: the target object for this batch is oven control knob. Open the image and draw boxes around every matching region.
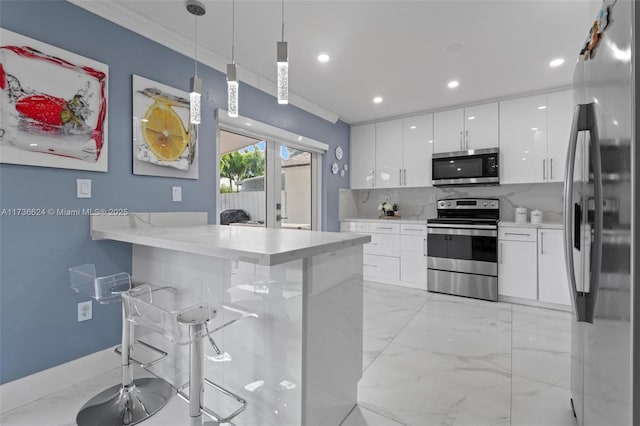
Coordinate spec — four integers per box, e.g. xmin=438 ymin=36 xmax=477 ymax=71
xmin=446 ymin=202 xmax=452 ymax=207
xmin=438 ymin=201 xmax=445 ymax=208
xmin=491 ymin=201 xmax=497 ymax=207
xmin=483 ymin=202 xmax=488 ymax=207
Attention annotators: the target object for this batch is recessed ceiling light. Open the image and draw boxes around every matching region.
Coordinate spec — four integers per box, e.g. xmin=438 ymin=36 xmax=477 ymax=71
xmin=448 ymin=80 xmax=459 ymax=89
xmin=549 ymin=58 xmax=565 ymax=67
xmin=531 ymin=127 xmax=538 ymax=131
xmin=317 ymin=53 xmax=330 ymax=63
xmin=428 ymin=140 xmax=433 ymax=143
xmin=538 ymin=105 xmax=547 ymax=110
xmin=409 ymin=125 xmax=417 ymax=129
xmin=373 ymin=96 xmax=383 ymax=104
xmin=613 ymin=119 xmax=619 ymax=126
xmin=467 ymin=116 xmax=476 ymax=120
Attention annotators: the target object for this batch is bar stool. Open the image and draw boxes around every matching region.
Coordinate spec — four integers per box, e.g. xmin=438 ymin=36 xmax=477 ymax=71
xmin=122 ymin=284 xmax=247 ymax=425
xmin=69 ymin=264 xmax=173 ymax=425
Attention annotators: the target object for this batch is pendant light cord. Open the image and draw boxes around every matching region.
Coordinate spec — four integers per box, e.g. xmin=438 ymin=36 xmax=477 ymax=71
xmin=194 ymin=14 xmax=198 ymax=77
xmin=231 ymin=0 xmax=235 ymax=63
xmin=281 ymin=0 xmax=285 ymax=42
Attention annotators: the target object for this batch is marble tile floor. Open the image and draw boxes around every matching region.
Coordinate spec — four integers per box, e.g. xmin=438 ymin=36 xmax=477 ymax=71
xmin=1 ymin=282 xmax=576 ymax=426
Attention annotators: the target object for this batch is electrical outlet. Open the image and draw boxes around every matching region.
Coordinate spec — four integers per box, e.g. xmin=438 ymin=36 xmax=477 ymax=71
xmin=384 ymin=195 xmax=390 ymax=203
xmin=78 ymin=300 xmax=92 ymax=322
xmin=430 ymin=194 xmax=436 ymax=203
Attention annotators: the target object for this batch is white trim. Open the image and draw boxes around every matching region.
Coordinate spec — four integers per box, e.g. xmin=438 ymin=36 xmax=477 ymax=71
xmin=67 ymin=0 xmax=340 ymax=124
xmin=217 ymin=110 xmax=329 ymax=153
xmin=0 ymin=347 xmax=119 ymax=413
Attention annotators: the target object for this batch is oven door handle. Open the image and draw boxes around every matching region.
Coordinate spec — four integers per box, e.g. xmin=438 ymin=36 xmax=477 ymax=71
xmin=427 ymin=228 xmax=497 ymax=237
xmin=427 ymin=223 xmax=497 ymax=230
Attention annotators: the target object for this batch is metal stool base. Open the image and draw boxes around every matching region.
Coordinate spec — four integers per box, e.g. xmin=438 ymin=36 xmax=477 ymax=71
xmin=76 ymin=377 xmax=173 ymax=426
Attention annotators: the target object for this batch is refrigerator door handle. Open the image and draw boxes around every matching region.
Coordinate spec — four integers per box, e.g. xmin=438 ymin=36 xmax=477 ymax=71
xmin=563 ymin=103 xmax=603 ymax=323
xmin=586 ymin=103 xmax=603 ymax=324
xmin=563 ymin=104 xmax=583 ymax=321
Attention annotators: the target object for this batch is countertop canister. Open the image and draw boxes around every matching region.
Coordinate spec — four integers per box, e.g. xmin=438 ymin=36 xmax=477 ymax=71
xmin=515 ymin=207 xmax=528 ymax=223
xmin=531 ymin=209 xmax=543 ymax=224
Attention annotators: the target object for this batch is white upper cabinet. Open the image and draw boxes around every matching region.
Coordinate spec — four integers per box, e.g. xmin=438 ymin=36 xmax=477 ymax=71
xmin=433 ymin=108 xmax=464 ymax=153
xmin=499 ymin=94 xmax=548 ymax=184
xmin=350 ymin=124 xmax=376 ymax=189
xmin=375 ymin=119 xmax=403 ymax=188
xmin=402 ymin=114 xmax=433 ymax=187
xmin=464 ymin=103 xmax=499 ymax=150
xmin=434 ymin=103 xmax=498 ymax=153
xmin=546 ymin=90 xmax=573 ymax=182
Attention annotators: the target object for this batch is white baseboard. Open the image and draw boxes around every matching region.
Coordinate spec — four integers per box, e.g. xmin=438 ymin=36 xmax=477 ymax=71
xmin=0 ymin=347 xmax=119 ymax=413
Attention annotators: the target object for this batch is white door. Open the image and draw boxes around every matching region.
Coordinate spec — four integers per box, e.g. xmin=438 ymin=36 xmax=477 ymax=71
xmin=538 ymin=229 xmax=571 ymax=305
xmin=375 ymin=119 xmax=403 ymax=188
xmin=350 ymin=124 xmax=376 ymax=189
xmin=433 ymin=108 xmax=464 ymax=153
xmin=464 ymin=102 xmax=499 ymax=150
xmin=499 ymin=94 xmax=548 ymax=183
xmin=546 ymin=90 xmax=573 ymax=182
xmin=498 ymin=239 xmax=538 ymax=300
xmin=402 ymin=114 xmax=433 ymax=187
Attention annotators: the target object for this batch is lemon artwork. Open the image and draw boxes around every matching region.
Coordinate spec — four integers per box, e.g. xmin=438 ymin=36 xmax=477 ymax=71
xmin=135 ymin=86 xmax=195 ymax=171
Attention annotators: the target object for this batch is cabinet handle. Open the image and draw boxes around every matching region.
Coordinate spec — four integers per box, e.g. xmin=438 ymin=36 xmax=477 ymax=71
xmin=404 ymin=169 xmax=407 ymax=186
xmin=543 ymin=159 xmax=546 ymax=180
xmin=540 ymin=232 xmax=544 ymax=254
xmin=377 ymin=227 xmax=393 ymax=230
xmin=363 ymin=264 xmax=378 ymax=268
xmin=504 ymin=232 xmax=532 ymax=237
xmin=404 ymin=228 xmax=423 ymax=231
xmin=550 ymin=159 xmax=553 ymax=180
xmin=423 ymin=238 xmax=427 ymax=257
xmin=459 ymin=131 xmax=463 ymax=150
xmin=465 ymin=130 xmax=469 ymax=150
xmin=399 ymin=169 xmax=402 ymax=186
xmin=499 ymin=243 xmax=503 ymax=264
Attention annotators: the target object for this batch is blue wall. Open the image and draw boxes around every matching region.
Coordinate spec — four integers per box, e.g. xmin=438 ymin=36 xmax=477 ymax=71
xmin=0 ymin=0 xmax=349 ymax=384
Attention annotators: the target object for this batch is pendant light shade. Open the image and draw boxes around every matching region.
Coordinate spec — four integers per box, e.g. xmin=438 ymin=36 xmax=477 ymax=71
xmin=186 ymin=0 xmax=205 ymax=124
xmin=277 ymin=41 xmax=288 ymax=105
xmin=227 ymin=63 xmax=238 ymax=118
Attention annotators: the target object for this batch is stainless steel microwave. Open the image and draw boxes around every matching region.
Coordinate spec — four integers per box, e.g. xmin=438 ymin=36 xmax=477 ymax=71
xmin=432 ymin=147 xmax=499 ymax=186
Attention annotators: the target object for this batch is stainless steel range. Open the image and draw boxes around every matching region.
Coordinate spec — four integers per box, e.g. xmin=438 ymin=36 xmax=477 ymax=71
xmin=427 ymin=198 xmax=499 ymax=301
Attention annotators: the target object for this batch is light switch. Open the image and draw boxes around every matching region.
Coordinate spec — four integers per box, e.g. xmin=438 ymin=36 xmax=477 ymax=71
xmin=76 ymin=179 xmax=91 ymax=198
xmin=172 ymin=186 xmax=182 ymax=202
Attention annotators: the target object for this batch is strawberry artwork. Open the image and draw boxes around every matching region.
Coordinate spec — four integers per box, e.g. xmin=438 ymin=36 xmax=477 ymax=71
xmin=0 ymin=41 xmax=107 ymax=165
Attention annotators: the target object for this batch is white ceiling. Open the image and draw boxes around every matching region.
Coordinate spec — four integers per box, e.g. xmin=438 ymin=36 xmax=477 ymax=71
xmin=71 ymin=0 xmax=598 ymax=124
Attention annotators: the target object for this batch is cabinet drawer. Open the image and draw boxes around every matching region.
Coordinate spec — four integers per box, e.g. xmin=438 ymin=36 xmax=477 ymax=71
xmin=340 ymin=221 xmax=370 ymax=233
xmin=369 ymin=223 xmax=401 ymax=234
xmin=499 ymin=227 xmax=537 ymax=242
xmin=365 ymin=233 xmax=401 ymax=256
xmin=400 ymin=224 xmax=427 ymax=236
xmin=363 ymin=254 xmax=400 ymax=281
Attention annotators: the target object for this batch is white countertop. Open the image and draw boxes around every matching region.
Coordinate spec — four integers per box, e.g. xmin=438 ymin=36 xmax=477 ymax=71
xmin=499 ymin=221 xmax=563 ymax=229
xmin=92 ymin=217 xmax=371 ymax=266
xmin=341 ymin=217 xmax=428 ymax=225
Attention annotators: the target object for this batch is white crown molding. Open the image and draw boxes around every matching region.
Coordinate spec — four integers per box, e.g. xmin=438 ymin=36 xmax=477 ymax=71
xmin=68 ymin=0 xmax=340 ymax=124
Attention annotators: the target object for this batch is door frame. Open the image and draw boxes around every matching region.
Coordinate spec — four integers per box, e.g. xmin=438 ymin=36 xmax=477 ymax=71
xmin=216 ymin=109 xmax=327 ymax=230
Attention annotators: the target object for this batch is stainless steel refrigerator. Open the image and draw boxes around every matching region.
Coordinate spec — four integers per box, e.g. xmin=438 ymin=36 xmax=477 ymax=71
xmin=563 ymin=1 xmax=637 ymax=425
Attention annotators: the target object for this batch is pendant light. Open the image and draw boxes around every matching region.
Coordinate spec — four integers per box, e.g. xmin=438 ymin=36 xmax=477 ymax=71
xmin=186 ymin=0 xmax=205 ymax=124
xmin=276 ymin=0 xmax=288 ymax=104
xmin=227 ymin=0 xmax=239 ymax=117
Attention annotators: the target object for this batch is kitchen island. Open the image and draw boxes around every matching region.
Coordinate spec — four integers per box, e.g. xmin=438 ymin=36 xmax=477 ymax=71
xmin=91 ymin=212 xmax=370 ymax=426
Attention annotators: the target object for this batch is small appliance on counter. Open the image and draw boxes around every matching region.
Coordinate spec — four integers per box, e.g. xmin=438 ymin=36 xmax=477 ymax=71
xmin=531 ymin=209 xmax=543 ymax=224
xmin=515 ymin=207 xmax=528 ymax=223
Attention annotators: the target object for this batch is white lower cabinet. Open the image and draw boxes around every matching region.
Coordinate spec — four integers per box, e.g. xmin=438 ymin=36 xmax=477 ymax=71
xmin=538 ymin=229 xmax=571 ymax=305
xmin=498 ymin=227 xmax=538 ymax=299
xmin=341 ymin=221 xmax=427 ymax=289
xmin=498 ymin=225 xmax=571 ymax=307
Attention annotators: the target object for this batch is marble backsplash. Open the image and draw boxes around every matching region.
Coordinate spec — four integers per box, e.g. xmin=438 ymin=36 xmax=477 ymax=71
xmin=339 ymin=183 xmax=564 ymax=224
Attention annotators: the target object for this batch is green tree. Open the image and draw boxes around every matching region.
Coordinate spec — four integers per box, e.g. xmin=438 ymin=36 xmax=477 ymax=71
xmin=220 ymin=151 xmax=247 ymax=192
xmin=244 ymin=146 xmax=265 ymax=178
